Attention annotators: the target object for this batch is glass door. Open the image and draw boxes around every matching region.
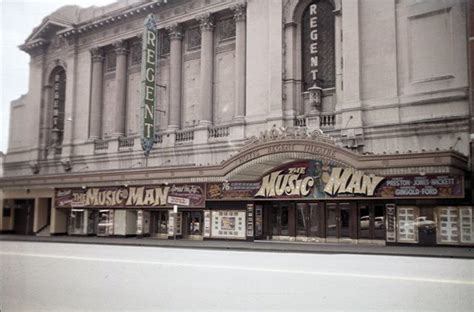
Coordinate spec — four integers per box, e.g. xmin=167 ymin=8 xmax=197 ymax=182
xmin=152 ymin=211 xmax=169 ymax=236
xmin=183 ymin=211 xmax=203 ymax=237
xmin=297 ymin=203 xmax=321 ymax=237
xmin=326 ymin=203 xmax=353 ymax=239
xmin=358 ymin=204 xmax=385 ymax=240
xmin=326 ymin=204 xmax=337 ymax=238
xmin=97 ymin=210 xmax=114 ymax=236
xmin=270 ymin=204 xmax=289 ymax=236
xmin=69 ymin=209 xmax=85 ymax=235
xmin=340 ymin=206 xmax=351 ymax=238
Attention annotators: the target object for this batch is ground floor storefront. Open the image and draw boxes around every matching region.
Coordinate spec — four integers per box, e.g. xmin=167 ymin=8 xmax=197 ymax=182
xmin=37 ymin=200 xmax=472 ymax=247
xmin=1 ymin=136 xmax=473 ymax=247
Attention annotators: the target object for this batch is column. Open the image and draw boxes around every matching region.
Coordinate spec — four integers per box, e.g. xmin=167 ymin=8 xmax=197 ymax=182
xmin=113 ymin=40 xmax=128 ymax=137
xmin=197 ymin=13 xmax=215 ymax=126
xmin=89 ymin=47 xmax=104 ymax=139
xmin=341 ymin=0 xmax=362 ymax=128
xmin=233 ymin=3 xmax=247 ymax=122
xmin=167 ymin=24 xmax=183 ymax=130
xmin=284 ymin=22 xmax=297 ymax=115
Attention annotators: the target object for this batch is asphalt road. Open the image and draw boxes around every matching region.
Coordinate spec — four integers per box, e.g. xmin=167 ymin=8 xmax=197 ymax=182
xmin=1 ymin=241 xmax=473 ymax=311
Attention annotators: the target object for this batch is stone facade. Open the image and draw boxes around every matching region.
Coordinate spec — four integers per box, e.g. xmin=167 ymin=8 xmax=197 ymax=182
xmin=2 ymin=0 xmax=470 ymax=177
xmin=0 ymin=0 xmax=472 ymax=243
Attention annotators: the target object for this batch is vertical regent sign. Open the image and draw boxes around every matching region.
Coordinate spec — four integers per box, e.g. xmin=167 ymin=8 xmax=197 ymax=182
xmin=141 ymin=14 xmax=158 ymax=155
xmin=308 ymin=3 xmax=318 ymax=83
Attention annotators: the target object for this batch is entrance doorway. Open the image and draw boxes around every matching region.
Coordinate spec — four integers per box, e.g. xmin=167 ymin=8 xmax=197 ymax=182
xmin=326 ymin=203 xmax=354 ymax=239
xmin=270 ymin=203 xmax=290 ymax=237
xmin=296 ymin=203 xmax=322 ymax=237
xmin=182 ymin=211 xmax=203 ymax=238
xmin=13 ymin=199 xmax=35 ymax=235
xmin=358 ymin=204 xmax=385 ymax=240
xmin=97 ymin=210 xmax=114 ymax=236
xmin=151 ymin=210 xmax=169 ymax=238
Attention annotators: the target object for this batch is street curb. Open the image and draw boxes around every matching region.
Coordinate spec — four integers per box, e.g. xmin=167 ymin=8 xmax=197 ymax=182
xmin=1 ymin=236 xmax=473 ymax=259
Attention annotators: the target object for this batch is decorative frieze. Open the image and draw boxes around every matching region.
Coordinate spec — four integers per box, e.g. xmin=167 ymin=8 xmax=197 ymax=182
xmin=244 ymin=125 xmax=335 ymax=149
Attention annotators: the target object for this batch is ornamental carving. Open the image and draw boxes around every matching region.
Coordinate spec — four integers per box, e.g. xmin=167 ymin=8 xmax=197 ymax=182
xmin=90 ymin=47 xmax=105 ymax=63
xmin=244 ymin=125 xmax=335 ymax=149
xmin=113 ymin=40 xmax=128 ymax=55
xmin=197 ymin=13 xmax=215 ymax=31
xmin=167 ymin=23 xmax=184 ymax=40
xmin=232 ymin=2 xmax=247 ymax=22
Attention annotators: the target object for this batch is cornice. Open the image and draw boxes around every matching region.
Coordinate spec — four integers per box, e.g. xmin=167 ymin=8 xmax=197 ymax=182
xmin=60 ymin=0 xmax=169 ymax=39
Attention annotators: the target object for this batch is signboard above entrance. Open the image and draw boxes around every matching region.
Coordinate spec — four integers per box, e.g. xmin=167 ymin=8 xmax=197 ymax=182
xmin=55 ymin=183 xmax=205 ymax=208
xmin=207 ymin=160 xmax=464 ymax=200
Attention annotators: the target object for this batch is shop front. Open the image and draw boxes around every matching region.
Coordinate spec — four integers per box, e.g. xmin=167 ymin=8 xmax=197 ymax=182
xmin=55 ymin=183 xmax=206 ymax=239
xmin=206 ymin=156 xmax=473 ymax=246
xmin=6 ymin=131 xmax=471 ymax=248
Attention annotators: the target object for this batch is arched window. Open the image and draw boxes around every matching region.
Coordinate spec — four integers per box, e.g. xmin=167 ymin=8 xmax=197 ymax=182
xmin=301 ymin=0 xmax=335 ymax=90
xmin=50 ymin=67 xmax=66 ymax=148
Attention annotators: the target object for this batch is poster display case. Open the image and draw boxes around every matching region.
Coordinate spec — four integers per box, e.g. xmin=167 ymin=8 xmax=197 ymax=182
xmin=397 ymin=207 xmax=417 ymax=243
xmin=437 ymin=207 xmax=459 ymax=244
xmin=211 ymin=210 xmax=246 ymax=239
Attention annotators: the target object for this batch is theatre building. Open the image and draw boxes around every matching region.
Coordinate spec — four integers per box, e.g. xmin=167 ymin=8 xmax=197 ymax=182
xmin=1 ymin=0 xmax=473 ymax=247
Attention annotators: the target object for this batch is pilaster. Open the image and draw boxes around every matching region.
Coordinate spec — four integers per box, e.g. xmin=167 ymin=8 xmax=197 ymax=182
xmin=167 ymin=24 xmax=183 ymax=130
xmin=113 ymin=40 xmax=129 ymax=137
xmin=197 ymin=13 xmax=216 ymax=126
xmin=89 ymin=47 xmax=105 ymax=139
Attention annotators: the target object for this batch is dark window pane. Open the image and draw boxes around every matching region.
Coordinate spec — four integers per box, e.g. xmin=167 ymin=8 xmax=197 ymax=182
xmin=326 ymin=206 xmax=336 ymax=237
xmin=281 ymin=206 xmax=289 ymax=236
xmin=340 ymin=207 xmax=351 ymax=238
xmin=297 ymin=204 xmax=307 ymax=236
xmin=130 ymin=41 xmax=142 ymax=65
xmin=217 ymin=17 xmax=235 ymax=42
xmin=374 ymin=205 xmax=386 ymax=239
xmin=359 ymin=205 xmax=371 ymax=239
xmin=309 ymin=203 xmax=319 ymax=236
xmin=186 ymin=27 xmax=201 ymax=51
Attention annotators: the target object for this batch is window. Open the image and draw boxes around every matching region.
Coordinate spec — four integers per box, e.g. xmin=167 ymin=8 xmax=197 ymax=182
xmin=105 ymin=50 xmax=116 ymax=72
xmin=186 ymin=27 xmax=201 ymax=51
xmin=130 ymin=40 xmax=142 ymax=65
xmin=159 ymin=30 xmax=170 ymax=57
xmin=217 ymin=17 xmax=235 ymax=42
xmin=301 ymin=0 xmax=335 ymax=90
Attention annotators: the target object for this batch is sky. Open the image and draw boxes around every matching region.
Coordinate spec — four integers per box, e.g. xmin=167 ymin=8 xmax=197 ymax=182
xmin=0 ymin=0 xmax=116 ymax=154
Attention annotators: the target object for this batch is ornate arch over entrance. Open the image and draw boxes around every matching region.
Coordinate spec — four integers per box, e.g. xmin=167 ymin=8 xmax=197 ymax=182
xmin=221 ymin=128 xmax=360 ymax=181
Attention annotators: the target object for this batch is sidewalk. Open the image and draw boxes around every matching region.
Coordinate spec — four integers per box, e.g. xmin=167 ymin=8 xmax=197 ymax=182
xmin=1 ymin=234 xmax=473 ymax=259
